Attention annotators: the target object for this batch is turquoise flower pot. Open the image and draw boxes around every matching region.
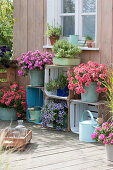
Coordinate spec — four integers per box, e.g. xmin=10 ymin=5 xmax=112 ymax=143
xmin=69 ymin=35 xmax=79 ymax=45
xmin=0 ymin=108 xmax=18 ymax=121
xmin=29 ymin=70 xmax=44 ymax=87
xmin=81 ymin=82 xmax=99 ymax=103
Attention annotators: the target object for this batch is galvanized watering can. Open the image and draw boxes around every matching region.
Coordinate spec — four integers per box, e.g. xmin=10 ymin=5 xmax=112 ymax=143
xmin=79 ymin=110 xmax=97 ymax=142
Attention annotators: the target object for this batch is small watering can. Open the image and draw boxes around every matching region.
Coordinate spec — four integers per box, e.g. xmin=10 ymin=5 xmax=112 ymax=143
xmin=79 ymin=110 xmax=97 ymax=142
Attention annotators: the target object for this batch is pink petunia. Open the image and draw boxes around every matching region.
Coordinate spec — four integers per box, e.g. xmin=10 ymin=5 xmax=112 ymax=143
xmin=99 ymin=134 xmax=105 ymax=140
xmin=91 ymin=132 xmax=98 ymax=139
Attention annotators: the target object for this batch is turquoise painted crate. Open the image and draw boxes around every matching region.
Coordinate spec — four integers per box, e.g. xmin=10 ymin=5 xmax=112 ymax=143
xmin=27 ymin=87 xmax=43 ymax=124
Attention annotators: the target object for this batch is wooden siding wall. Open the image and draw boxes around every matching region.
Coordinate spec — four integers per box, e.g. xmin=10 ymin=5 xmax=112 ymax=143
xmin=13 ymin=0 xmax=47 ymax=88
xmin=13 ymin=0 xmax=113 ymax=87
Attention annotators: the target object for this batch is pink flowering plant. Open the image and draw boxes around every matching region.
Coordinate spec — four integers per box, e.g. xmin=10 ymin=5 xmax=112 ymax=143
xmin=67 ymin=61 xmax=109 ymax=94
xmin=17 ymin=50 xmax=54 ymax=76
xmin=91 ymin=122 xmax=113 ymax=144
xmin=0 ymin=84 xmax=27 ymax=119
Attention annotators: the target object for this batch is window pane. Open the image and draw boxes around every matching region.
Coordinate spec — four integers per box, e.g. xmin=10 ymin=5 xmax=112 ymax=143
xmin=82 ymin=15 xmax=95 ymax=39
xmin=62 ymin=0 xmax=75 ymax=13
xmin=82 ymin=0 xmax=96 ymax=13
xmin=62 ymin=16 xmax=75 ymax=36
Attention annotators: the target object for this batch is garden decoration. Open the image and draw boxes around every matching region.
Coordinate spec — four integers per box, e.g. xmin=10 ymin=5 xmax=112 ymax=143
xmin=46 ymin=73 xmax=69 ymax=97
xmin=17 ymin=50 xmax=54 ymax=86
xmin=0 ymin=84 xmax=27 ymax=120
xmin=52 ymin=39 xmax=82 ymax=65
xmin=67 ymin=61 xmax=109 ymax=102
xmin=46 ymin=24 xmax=62 ymax=45
xmin=41 ymin=102 xmax=68 ymax=130
xmin=0 ymin=46 xmax=12 ymax=68
xmin=85 ymin=35 xmax=94 ymax=48
xmin=79 ymin=110 xmax=97 ymax=142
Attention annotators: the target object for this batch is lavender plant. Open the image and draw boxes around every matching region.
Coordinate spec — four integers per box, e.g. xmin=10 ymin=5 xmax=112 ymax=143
xmin=40 ymin=102 xmax=68 ymax=130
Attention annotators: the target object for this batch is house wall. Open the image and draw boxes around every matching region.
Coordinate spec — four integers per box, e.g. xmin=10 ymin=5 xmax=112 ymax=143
xmin=13 ymin=0 xmax=113 ymax=87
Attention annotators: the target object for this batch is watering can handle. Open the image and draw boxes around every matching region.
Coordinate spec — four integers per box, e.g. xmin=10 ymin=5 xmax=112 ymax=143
xmin=81 ymin=110 xmax=95 ymax=122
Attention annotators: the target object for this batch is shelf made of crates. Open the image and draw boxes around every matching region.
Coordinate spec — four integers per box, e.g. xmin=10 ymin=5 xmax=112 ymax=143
xmin=27 ymin=87 xmax=43 ymax=124
xmin=70 ymin=100 xmax=106 ymax=134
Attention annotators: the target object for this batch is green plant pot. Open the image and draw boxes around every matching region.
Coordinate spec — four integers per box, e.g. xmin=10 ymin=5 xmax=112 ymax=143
xmin=29 ymin=108 xmax=41 ymax=123
xmin=81 ymin=82 xmax=99 ymax=103
xmin=29 ymin=70 xmax=44 ymax=86
xmin=53 ymin=57 xmax=81 ymax=66
xmin=0 ymin=108 xmax=18 ymax=121
xmin=69 ymin=35 xmax=79 ymax=45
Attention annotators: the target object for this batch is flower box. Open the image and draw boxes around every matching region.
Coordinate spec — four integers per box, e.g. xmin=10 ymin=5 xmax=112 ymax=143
xmin=0 ymin=108 xmax=17 ymax=121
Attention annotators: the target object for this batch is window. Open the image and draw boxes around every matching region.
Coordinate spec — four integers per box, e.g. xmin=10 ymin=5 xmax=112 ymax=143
xmin=47 ymin=0 xmax=97 ymax=42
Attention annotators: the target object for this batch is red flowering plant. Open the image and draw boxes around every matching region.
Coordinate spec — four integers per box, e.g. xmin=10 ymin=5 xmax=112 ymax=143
xmin=91 ymin=122 xmax=113 ymax=144
xmin=0 ymin=84 xmax=27 ymax=119
xmin=67 ymin=61 xmax=109 ymax=94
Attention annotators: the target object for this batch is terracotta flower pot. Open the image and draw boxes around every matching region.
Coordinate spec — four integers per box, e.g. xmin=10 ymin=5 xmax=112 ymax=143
xmin=86 ymin=40 xmax=94 ymax=48
xmin=49 ymin=36 xmax=59 ymax=45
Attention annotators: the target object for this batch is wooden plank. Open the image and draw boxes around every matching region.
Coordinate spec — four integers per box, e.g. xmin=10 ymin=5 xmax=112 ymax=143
xmin=0 ymin=73 xmax=7 ymax=79
xmin=27 ymin=0 xmax=36 ymax=51
xmin=43 ymin=0 xmax=47 ymax=47
xmin=35 ymin=0 xmax=44 ymax=51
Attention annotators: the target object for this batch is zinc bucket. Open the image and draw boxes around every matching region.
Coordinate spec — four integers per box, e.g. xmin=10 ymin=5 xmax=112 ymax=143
xmin=79 ymin=110 xmax=97 ymax=142
xmin=29 ymin=70 xmax=44 ymax=87
xmin=0 ymin=108 xmax=18 ymax=121
xmin=28 ymin=107 xmax=41 ymax=123
xmin=69 ymin=35 xmax=79 ymax=45
xmin=81 ymin=82 xmax=99 ymax=103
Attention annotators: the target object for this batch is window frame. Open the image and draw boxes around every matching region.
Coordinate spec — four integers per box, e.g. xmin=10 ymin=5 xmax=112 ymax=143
xmin=47 ymin=0 xmax=97 ymax=43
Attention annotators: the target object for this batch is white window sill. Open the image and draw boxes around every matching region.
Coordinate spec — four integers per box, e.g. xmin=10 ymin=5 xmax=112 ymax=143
xmin=43 ymin=45 xmax=99 ymax=51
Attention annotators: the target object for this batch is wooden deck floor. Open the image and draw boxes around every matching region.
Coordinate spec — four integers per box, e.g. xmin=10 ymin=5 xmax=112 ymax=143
xmin=0 ymin=120 xmax=113 ymax=170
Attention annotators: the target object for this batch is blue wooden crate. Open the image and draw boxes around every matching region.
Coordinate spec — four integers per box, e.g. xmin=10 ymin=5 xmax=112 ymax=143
xmin=27 ymin=87 xmax=43 ymax=124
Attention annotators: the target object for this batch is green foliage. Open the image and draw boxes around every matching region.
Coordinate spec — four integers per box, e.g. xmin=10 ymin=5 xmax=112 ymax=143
xmin=52 ymin=39 xmax=82 ymax=58
xmin=46 ymin=80 xmax=57 ymax=91
xmin=104 ymin=71 xmax=113 ymax=115
xmin=85 ymin=35 xmax=93 ymax=41
xmin=46 ymin=73 xmax=68 ymax=91
xmin=0 ymin=0 xmax=14 ymax=50
xmin=46 ymin=24 xmax=62 ymax=37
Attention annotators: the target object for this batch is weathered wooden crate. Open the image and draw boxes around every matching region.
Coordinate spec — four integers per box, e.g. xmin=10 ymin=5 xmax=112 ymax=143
xmin=70 ymin=100 xmax=105 ymax=134
xmin=0 ymin=129 xmax=32 ymax=151
xmin=44 ymin=65 xmax=71 ymax=97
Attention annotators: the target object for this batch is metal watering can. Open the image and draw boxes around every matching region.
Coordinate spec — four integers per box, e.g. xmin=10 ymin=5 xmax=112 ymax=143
xmin=79 ymin=110 xmax=97 ymax=142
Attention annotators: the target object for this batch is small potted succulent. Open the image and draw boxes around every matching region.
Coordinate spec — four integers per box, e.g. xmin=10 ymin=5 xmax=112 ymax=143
xmin=46 ymin=24 xmax=62 ymax=45
xmin=52 ymin=39 xmax=82 ymax=65
xmin=85 ymin=35 xmax=94 ymax=48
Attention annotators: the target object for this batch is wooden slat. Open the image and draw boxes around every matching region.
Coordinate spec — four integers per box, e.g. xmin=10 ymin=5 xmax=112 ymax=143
xmin=0 ymin=73 xmax=7 ymax=79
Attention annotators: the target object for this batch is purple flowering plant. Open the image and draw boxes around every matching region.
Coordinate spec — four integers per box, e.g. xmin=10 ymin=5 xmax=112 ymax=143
xmin=91 ymin=122 xmax=113 ymax=144
xmin=17 ymin=50 xmax=54 ymax=76
xmin=40 ymin=102 xmax=68 ymax=130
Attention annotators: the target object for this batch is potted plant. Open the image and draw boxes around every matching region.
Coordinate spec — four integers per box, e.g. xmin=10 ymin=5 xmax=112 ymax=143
xmin=85 ymin=35 xmax=94 ymax=48
xmin=52 ymin=39 xmax=82 ymax=65
xmin=46 ymin=74 xmax=69 ymax=97
xmin=17 ymin=50 xmax=54 ymax=86
xmin=46 ymin=80 xmax=57 ymax=95
xmin=46 ymin=24 xmax=62 ymax=45
xmin=0 ymin=84 xmax=27 ymax=120
xmin=67 ymin=61 xmax=109 ymax=102
xmin=40 ymin=101 xmax=68 ymax=130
